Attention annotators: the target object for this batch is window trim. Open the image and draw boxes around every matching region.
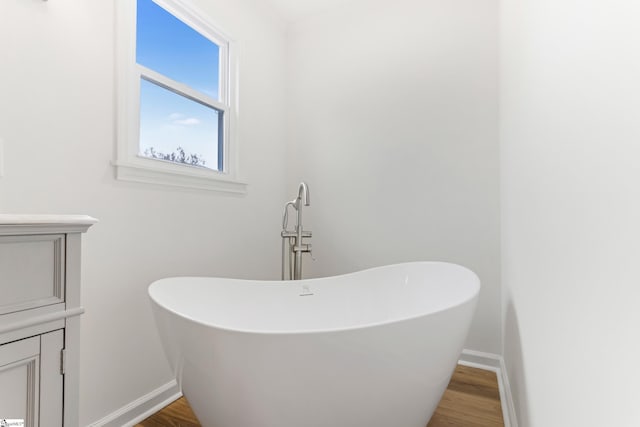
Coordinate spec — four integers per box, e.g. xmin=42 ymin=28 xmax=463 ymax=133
xmin=114 ymin=0 xmax=246 ymax=194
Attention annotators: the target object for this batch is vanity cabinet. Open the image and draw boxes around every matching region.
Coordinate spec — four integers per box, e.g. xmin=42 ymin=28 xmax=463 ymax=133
xmin=0 ymin=215 xmax=96 ymax=427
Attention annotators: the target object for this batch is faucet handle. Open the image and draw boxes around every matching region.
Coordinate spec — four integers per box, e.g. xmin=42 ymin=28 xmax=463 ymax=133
xmin=296 ymin=243 xmax=314 ymax=254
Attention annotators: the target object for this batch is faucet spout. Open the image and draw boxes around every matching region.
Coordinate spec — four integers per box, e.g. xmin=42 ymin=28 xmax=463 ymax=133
xmin=297 ymin=182 xmax=310 ymax=207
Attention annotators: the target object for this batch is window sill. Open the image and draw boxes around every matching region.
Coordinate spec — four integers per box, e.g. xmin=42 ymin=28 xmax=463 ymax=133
xmin=113 ymin=160 xmax=247 ymax=194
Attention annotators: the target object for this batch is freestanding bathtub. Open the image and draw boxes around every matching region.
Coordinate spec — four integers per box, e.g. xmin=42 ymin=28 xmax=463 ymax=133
xmin=148 ymin=262 xmax=480 ymax=427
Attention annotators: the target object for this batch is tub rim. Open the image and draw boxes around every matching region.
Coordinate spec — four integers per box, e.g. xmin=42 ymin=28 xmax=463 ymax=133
xmin=148 ymin=261 xmax=480 ymax=336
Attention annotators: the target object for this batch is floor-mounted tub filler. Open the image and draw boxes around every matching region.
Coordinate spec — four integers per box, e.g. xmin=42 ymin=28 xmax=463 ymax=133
xmin=148 ymin=262 xmax=480 ymax=427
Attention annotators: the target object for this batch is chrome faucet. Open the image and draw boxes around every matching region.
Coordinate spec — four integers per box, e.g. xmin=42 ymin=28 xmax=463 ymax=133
xmin=281 ymin=182 xmax=312 ymax=280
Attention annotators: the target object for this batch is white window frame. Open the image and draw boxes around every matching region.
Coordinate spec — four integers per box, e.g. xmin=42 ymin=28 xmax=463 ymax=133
xmin=114 ymin=0 xmax=246 ymax=193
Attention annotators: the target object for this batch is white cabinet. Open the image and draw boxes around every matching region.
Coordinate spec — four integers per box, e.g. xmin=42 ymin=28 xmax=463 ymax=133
xmin=0 ymin=215 xmax=96 ymax=427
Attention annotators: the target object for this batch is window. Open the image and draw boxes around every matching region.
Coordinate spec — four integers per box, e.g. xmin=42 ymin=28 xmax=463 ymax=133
xmin=115 ymin=0 xmax=245 ymax=193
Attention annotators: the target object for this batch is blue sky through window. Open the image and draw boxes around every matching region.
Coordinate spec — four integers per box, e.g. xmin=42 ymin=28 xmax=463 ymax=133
xmin=139 ymin=79 xmax=220 ymax=169
xmin=136 ymin=0 xmax=220 ymax=97
xmin=136 ymin=0 xmax=222 ymax=170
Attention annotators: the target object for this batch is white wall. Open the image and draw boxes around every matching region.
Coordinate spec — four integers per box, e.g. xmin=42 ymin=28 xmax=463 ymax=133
xmin=0 ymin=0 xmax=287 ymax=424
xmin=285 ymin=0 xmax=501 ymax=354
xmin=501 ymin=0 xmax=640 ymax=425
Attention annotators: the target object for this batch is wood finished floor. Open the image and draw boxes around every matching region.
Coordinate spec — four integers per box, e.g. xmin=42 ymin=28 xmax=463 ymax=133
xmin=136 ymin=365 xmax=504 ymax=427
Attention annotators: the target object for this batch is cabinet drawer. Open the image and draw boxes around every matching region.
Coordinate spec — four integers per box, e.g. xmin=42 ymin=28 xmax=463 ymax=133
xmin=0 ymin=235 xmax=65 ymax=315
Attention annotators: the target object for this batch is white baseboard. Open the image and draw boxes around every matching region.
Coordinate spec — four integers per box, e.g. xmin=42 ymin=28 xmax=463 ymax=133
xmin=459 ymin=349 xmax=518 ymax=427
xmin=87 ymin=379 xmax=181 ymax=427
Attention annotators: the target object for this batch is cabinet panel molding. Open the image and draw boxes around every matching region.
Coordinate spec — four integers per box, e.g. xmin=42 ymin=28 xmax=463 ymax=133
xmin=40 ymin=330 xmax=64 ymax=427
xmin=0 ymin=234 xmax=65 ymax=315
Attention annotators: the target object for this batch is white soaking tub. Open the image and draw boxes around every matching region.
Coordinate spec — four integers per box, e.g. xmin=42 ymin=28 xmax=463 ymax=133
xmin=149 ymin=261 xmax=480 ymax=427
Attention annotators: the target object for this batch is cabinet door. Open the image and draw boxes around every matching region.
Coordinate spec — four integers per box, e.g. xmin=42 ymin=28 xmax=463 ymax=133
xmin=0 ymin=336 xmax=40 ymax=427
xmin=0 ymin=330 xmax=64 ymax=427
